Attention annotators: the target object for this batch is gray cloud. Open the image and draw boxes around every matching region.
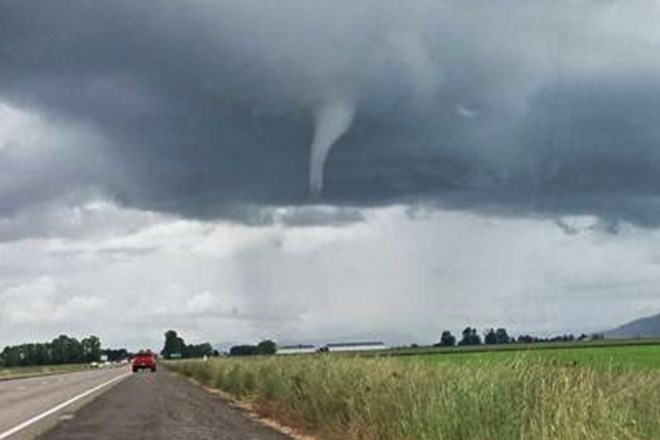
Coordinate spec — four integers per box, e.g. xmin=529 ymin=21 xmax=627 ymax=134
xmin=273 ymin=206 xmax=365 ymax=228
xmin=3 ymin=1 xmax=660 ymax=226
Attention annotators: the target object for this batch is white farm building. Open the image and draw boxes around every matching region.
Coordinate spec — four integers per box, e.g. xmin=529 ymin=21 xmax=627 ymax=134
xmin=276 ymin=344 xmax=317 ymax=355
xmin=323 ymin=342 xmax=387 ymax=353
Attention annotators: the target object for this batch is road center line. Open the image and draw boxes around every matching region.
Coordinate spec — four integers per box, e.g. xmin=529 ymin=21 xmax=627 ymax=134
xmin=0 ymin=372 xmax=131 ymax=440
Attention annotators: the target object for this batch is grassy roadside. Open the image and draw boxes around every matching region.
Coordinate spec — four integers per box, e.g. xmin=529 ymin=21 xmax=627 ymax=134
xmin=169 ymin=355 xmax=660 ymax=440
xmin=0 ymin=364 xmax=90 ymax=380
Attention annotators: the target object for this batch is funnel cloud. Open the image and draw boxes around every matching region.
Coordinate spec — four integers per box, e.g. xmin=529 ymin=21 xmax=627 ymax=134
xmin=310 ymin=98 xmax=356 ymax=196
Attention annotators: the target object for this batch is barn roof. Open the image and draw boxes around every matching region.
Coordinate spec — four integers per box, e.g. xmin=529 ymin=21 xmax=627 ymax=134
xmin=279 ymin=344 xmax=316 ymax=350
xmin=326 ymin=341 xmax=385 ymax=348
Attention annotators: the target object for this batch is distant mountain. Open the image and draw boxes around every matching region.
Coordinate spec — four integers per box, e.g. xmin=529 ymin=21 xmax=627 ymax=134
xmin=606 ymin=313 xmax=660 ymax=339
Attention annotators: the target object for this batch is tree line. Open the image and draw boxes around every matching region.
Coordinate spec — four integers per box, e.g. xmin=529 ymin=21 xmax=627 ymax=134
xmin=101 ymin=348 xmax=130 ymax=362
xmin=229 ymin=339 xmax=277 ymax=356
xmin=0 ymin=334 xmax=102 ymax=367
xmin=435 ymin=327 xmax=605 ymax=347
xmin=161 ymin=330 xmax=278 ymax=358
xmin=161 ymin=330 xmax=216 ymax=359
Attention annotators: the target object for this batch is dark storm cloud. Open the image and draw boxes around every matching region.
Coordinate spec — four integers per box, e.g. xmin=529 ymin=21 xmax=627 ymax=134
xmin=3 ymin=0 xmax=660 ymax=225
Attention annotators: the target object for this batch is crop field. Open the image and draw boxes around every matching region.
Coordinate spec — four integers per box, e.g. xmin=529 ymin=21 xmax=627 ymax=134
xmin=169 ymin=343 xmax=660 ymax=440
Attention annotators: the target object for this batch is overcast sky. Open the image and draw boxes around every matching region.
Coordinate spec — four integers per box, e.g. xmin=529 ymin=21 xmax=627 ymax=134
xmin=2 ymin=0 xmax=660 ymax=350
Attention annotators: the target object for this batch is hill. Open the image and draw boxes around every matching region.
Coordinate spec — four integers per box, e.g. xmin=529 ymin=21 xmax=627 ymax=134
xmin=606 ymin=313 xmax=660 ymax=339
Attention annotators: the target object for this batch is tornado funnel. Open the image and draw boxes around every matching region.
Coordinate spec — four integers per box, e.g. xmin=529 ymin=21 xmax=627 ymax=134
xmin=309 ymin=98 xmax=356 ymax=197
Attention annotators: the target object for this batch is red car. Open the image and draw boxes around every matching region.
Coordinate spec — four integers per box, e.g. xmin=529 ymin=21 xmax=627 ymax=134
xmin=131 ymin=351 xmax=157 ymax=373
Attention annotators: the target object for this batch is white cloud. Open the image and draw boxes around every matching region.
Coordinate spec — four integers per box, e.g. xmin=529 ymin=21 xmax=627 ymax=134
xmin=2 ymin=204 xmax=660 ymax=349
xmin=0 ymin=277 xmax=105 ymax=326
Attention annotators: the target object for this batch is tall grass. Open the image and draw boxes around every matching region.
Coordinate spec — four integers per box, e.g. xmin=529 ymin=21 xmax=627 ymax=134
xmin=169 ymin=355 xmax=660 ymax=440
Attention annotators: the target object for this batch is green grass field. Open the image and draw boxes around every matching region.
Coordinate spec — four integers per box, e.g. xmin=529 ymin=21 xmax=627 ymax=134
xmin=169 ymin=342 xmax=660 ymax=440
xmin=0 ymin=363 xmax=90 ymax=380
xmin=383 ymin=337 xmax=660 ymax=357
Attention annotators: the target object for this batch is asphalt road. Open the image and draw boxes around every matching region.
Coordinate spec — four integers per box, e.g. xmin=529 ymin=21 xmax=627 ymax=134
xmin=40 ymin=369 xmax=292 ymax=440
xmin=0 ymin=367 xmax=131 ymax=440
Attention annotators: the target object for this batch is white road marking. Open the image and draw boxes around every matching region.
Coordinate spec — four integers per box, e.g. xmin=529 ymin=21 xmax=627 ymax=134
xmin=0 ymin=372 xmax=131 ymax=440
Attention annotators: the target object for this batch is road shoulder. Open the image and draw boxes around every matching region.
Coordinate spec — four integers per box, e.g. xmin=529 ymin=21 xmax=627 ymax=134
xmin=40 ymin=369 xmax=292 ymax=440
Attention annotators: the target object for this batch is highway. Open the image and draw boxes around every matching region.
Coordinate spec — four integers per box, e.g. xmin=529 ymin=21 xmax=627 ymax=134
xmin=0 ymin=367 xmax=131 ymax=440
xmin=1 ymin=367 xmax=292 ymax=440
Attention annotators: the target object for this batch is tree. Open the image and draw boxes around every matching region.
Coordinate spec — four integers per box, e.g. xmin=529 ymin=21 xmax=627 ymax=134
xmin=22 ymin=344 xmax=38 ymax=366
xmin=256 ymin=340 xmax=277 ymax=355
xmin=495 ymin=328 xmax=510 ymax=344
xmin=484 ymin=328 xmax=497 ymax=345
xmin=187 ymin=343 xmax=214 ymax=358
xmin=459 ymin=327 xmax=481 ymax=346
xmin=34 ymin=343 xmax=52 ymax=365
xmin=66 ymin=337 xmax=84 ymax=363
xmin=162 ymin=330 xmax=216 ymax=359
xmin=439 ymin=330 xmax=456 ymax=347
xmin=50 ymin=335 xmax=66 ymax=364
xmin=484 ymin=328 xmax=510 ymax=345
xmin=81 ymin=336 xmax=102 ymax=362
xmin=102 ymin=348 xmax=129 ymax=362
xmin=229 ymin=345 xmax=257 ymax=356
xmin=162 ymin=330 xmax=185 ymax=359
xmin=51 ymin=335 xmax=83 ymax=364
xmin=1 ymin=346 xmax=21 ymax=367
